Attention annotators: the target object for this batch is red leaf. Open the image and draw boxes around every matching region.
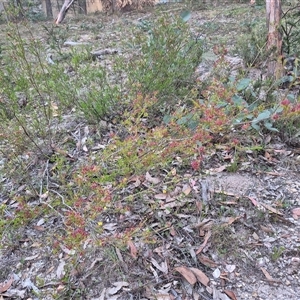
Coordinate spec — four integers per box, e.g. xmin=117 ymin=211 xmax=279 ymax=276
xmin=292 ymin=207 xmax=300 ymax=219
xmin=198 ymin=254 xmax=218 ymax=268
xmin=196 ymin=230 xmax=211 ymax=254
xmin=189 ymin=267 xmax=209 ymax=286
xmin=261 ymin=267 xmax=273 ymax=280
xmin=174 ymin=266 xmax=197 ymax=285
xmin=247 ymin=196 xmax=258 ymax=206
xmin=224 ymin=289 xmax=237 ymax=300
xmin=127 ymin=240 xmax=138 ymax=259
xmin=0 ymin=277 xmax=13 ymax=293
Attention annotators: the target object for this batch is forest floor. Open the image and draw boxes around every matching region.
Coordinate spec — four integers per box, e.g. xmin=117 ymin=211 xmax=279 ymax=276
xmin=0 ymin=2 xmax=299 ymax=300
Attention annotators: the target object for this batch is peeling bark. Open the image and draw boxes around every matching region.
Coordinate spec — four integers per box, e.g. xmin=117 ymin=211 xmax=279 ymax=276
xmin=266 ymin=0 xmax=283 ymax=79
xmin=55 ymin=0 xmax=75 ymax=24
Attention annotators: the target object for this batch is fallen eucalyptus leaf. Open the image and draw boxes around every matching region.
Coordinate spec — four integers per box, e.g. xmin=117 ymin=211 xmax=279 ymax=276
xmin=174 ymin=266 xmax=197 ymax=285
xmin=189 ymin=267 xmax=209 ymax=286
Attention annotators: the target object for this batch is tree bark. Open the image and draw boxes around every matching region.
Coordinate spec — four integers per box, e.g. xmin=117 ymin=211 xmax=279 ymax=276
xmin=77 ymin=0 xmax=87 ymax=14
xmin=55 ymin=0 xmax=75 ymax=24
xmin=44 ymin=0 xmax=53 ymax=18
xmin=266 ymin=0 xmax=283 ymax=79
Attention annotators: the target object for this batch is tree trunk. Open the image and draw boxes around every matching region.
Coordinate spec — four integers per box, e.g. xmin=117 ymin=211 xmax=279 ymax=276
xmin=44 ymin=0 xmax=53 ymax=18
xmin=77 ymin=0 xmax=87 ymax=14
xmin=266 ymin=0 xmax=283 ymax=79
xmin=55 ymin=0 xmax=75 ymax=24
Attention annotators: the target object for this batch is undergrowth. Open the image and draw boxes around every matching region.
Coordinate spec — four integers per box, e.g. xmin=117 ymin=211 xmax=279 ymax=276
xmin=122 ymin=14 xmax=203 ymax=114
xmin=0 ymin=8 xmax=299 ymax=290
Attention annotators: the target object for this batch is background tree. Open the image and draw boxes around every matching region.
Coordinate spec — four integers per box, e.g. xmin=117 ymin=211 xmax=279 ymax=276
xmin=266 ymin=0 xmax=283 ymax=79
xmin=51 ymin=0 xmax=156 ymax=24
xmin=44 ymin=0 xmax=53 ymax=18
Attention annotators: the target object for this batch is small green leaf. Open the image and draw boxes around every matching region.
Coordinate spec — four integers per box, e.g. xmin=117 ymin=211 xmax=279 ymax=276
xmin=163 ymin=114 xmax=172 ymax=124
xmin=236 ymin=78 xmax=251 ymax=91
xmin=177 ymin=116 xmax=188 ymax=125
xmin=250 ymin=89 xmax=257 ymax=98
xmin=248 ymin=102 xmax=258 ymax=111
xmin=202 ymin=51 xmax=218 ymax=61
xmin=232 ymin=95 xmax=247 ymax=106
xmin=216 ymin=101 xmax=227 ymax=108
xmin=187 ymin=119 xmax=198 ymax=130
xmin=287 ymin=94 xmax=295 ymax=102
xmin=228 ymin=76 xmax=235 ymax=83
xmin=251 ymin=123 xmax=260 ymax=131
xmin=254 ymin=110 xmax=271 ymax=122
xmin=264 ymin=122 xmax=279 ymax=132
xmin=275 ymin=106 xmax=283 ymax=113
xmin=279 ymin=75 xmax=292 ymax=84
xmin=180 ymin=11 xmax=191 ymax=22
xmin=233 ymin=118 xmax=242 ymax=124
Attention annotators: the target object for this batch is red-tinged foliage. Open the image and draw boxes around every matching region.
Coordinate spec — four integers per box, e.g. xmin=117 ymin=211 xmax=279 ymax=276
xmin=291 ymin=103 xmax=300 ymax=112
xmin=272 ymin=113 xmax=280 ymax=120
xmin=191 ymin=159 xmax=201 ymax=171
xmin=232 ymin=138 xmax=240 ymax=146
xmin=281 ymin=98 xmax=290 ymax=106
xmin=71 ymin=228 xmax=88 ymax=239
xmin=65 ymin=211 xmax=86 ymax=228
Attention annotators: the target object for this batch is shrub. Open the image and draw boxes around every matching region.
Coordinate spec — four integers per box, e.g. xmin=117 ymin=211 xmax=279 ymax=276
xmin=235 ymin=19 xmax=268 ymax=67
xmin=0 ymin=20 xmax=120 ymax=193
xmin=123 ymin=14 xmax=203 ymax=114
xmin=281 ymin=3 xmax=300 ymax=56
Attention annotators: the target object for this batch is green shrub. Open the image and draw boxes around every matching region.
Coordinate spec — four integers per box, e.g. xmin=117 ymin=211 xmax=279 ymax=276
xmin=74 ymin=61 xmax=120 ymax=123
xmin=281 ymin=3 xmax=300 ymax=56
xmin=0 ymin=21 xmax=120 ymax=193
xmin=235 ymin=19 xmax=268 ymax=67
xmin=123 ymin=14 xmax=203 ymax=113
